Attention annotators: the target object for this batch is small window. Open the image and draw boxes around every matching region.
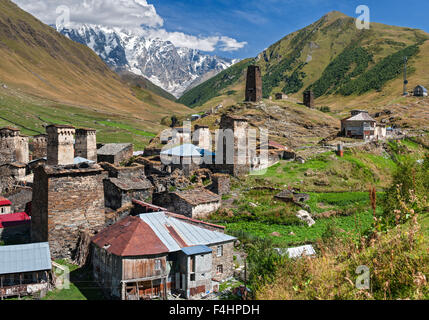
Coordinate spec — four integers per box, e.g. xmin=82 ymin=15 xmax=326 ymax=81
xmin=190 ymin=274 xmax=196 ymax=281
xmin=216 ymin=265 xmax=223 ymax=274
xmin=217 ymin=245 xmax=223 ymax=257
xmin=155 ymin=259 xmax=162 ymax=270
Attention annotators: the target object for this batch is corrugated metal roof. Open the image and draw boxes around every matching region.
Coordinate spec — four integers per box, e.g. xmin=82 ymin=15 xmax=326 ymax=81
xmin=345 ymin=112 xmax=376 ymax=122
xmin=74 ymin=157 xmax=95 ymax=164
xmin=161 ymin=144 xmax=214 ymax=157
xmin=139 ymin=212 xmax=236 ymax=252
xmin=91 ymin=216 xmax=169 ymax=256
xmin=0 ymin=242 xmax=51 ymax=275
xmin=181 ymin=245 xmax=212 ymax=256
xmin=286 ymin=245 xmax=316 ymax=258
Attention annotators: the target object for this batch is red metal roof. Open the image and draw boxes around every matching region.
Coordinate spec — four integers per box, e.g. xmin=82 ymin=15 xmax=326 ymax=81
xmin=0 ymin=212 xmax=30 ymax=228
xmin=0 ymin=197 xmax=12 ymax=206
xmin=92 ymin=216 xmax=169 ymax=257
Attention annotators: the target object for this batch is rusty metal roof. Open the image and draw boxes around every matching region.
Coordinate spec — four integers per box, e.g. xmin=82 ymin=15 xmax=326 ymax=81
xmin=92 ymin=216 xmax=169 ymax=256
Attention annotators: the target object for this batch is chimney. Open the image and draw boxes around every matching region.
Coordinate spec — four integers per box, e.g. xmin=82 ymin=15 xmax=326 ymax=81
xmin=46 ymin=125 xmax=75 ymax=166
xmin=75 ymin=128 xmax=97 ymax=162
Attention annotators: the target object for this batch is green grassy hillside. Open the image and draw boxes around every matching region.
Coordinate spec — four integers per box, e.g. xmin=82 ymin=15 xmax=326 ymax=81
xmin=0 ymin=0 xmax=190 ymax=126
xmin=179 ymin=11 xmax=429 ymax=118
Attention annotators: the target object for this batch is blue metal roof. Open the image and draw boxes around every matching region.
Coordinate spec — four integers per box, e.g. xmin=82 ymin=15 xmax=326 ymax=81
xmin=161 ymin=144 xmax=214 ymax=157
xmin=0 ymin=242 xmax=52 ymax=275
xmin=181 ymin=245 xmax=212 ymax=256
xmin=74 ymin=157 xmax=95 ymax=164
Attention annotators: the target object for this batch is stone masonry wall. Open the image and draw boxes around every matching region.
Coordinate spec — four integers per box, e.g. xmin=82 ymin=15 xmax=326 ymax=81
xmin=31 ymin=165 xmax=107 ymax=259
xmin=210 ymin=241 xmax=235 ymax=282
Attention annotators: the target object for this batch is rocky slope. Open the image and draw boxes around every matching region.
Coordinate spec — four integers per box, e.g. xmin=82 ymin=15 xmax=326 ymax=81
xmin=57 ymin=24 xmax=237 ymax=98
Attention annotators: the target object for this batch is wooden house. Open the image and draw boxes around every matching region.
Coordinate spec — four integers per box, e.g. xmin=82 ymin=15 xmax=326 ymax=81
xmin=0 ymin=242 xmax=52 ymax=299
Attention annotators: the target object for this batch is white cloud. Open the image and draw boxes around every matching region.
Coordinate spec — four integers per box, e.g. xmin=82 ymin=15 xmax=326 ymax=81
xmin=14 ymin=0 xmax=246 ymax=52
xmin=14 ymin=0 xmax=163 ymax=28
xmin=141 ymin=29 xmax=247 ymax=52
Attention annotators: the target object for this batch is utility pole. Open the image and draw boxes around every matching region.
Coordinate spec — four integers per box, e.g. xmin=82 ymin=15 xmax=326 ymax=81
xmin=403 ymin=56 xmax=408 ymax=96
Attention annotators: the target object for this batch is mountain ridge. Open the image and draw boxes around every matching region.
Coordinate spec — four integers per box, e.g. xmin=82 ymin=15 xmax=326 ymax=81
xmin=56 ymin=24 xmax=237 ymax=98
xmin=179 ymin=11 xmax=429 ymax=120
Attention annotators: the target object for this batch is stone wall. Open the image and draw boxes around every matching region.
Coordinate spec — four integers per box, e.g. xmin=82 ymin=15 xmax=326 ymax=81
xmin=3 ymin=186 xmax=32 ymax=213
xmin=210 ymin=241 xmax=235 ymax=282
xmin=31 ymin=164 xmax=107 ymax=259
xmin=192 ymin=202 xmax=221 ymax=219
xmin=208 ymin=174 xmax=230 ymax=196
xmin=29 ymin=135 xmax=47 ymax=160
xmin=75 ymin=129 xmax=97 ymax=162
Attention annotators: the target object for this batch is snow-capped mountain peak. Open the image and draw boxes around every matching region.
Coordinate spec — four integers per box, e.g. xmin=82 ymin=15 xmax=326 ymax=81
xmin=57 ymin=24 xmax=236 ymax=98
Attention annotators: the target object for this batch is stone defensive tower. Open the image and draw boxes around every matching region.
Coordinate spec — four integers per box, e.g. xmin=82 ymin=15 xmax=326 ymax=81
xmin=31 ymin=163 xmax=108 ymax=259
xmin=303 ymin=90 xmax=315 ymax=108
xmin=193 ymin=125 xmax=211 ymax=151
xmin=245 ymin=65 xmax=262 ymax=102
xmin=0 ymin=127 xmax=29 ymax=165
xmin=46 ymin=124 xmax=75 ymax=166
xmin=75 ymin=128 xmax=97 ymax=162
xmin=30 ymin=134 xmax=48 ymax=160
xmin=215 ymin=114 xmax=251 ymax=176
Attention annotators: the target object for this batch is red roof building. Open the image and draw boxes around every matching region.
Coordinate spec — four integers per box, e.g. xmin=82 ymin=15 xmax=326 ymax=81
xmin=0 ymin=196 xmax=12 ymax=207
xmin=92 ymin=216 xmax=169 ymax=256
xmin=0 ymin=212 xmax=31 ymax=228
xmin=0 ymin=197 xmax=12 ymax=215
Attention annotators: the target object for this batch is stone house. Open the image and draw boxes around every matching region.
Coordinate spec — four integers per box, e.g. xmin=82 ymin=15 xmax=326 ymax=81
xmin=91 ymin=212 xmax=236 ymax=300
xmin=100 ymin=162 xmax=154 ymax=210
xmin=0 ymin=196 xmax=12 ymax=215
xmin=152 ymin=188 xmax=221 ymax=219
xmin=97 ymin=143 xmax=133 ymax=165
xmin=103 ymin=177 xmax=153 ymax=210
xmin=341 ymin=110 xmax=384 ymax=140
xmin=275 ymin=93 xmax=288 ymax=100
xmin=0 ymin=242 xmax=52 ymax=299
xmin=0 ymin=162 xmax=27 ymax=182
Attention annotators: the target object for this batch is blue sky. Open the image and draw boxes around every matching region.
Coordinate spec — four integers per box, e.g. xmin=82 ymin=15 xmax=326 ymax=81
xmin=15 ymin=0 xmax=429 ymax=60
xmin=152 ymin=0 xmax=429 ymax=59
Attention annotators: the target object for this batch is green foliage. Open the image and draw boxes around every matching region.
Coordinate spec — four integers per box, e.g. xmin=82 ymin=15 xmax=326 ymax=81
xmin=281 ymin=67 xmax=306 ymax=94
xmin=339 ymin=44 xmax=420 ymax=95
xmin=178 ymin=59 xmax=254 ymax=108
xmin=381 ymin=157 xmax=429 ymax=228
xmin=319 ymin=106 xmax=331 ymax=113
xmin=245 ymin=238 xmax=286 ymax=290
xmin=308 ymin=46 xmax=373 ymax=98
